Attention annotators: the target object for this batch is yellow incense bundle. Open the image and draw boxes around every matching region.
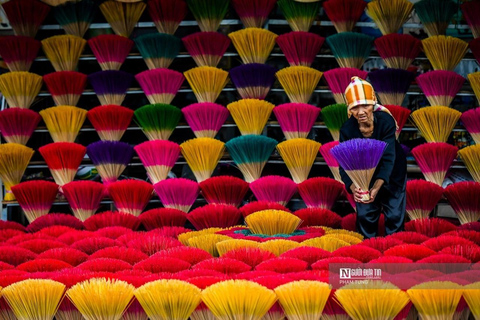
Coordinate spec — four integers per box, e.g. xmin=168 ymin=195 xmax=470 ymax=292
xmin=276 ymin=66 xmax=323 ymax=103
xmin=226 ymin=99 xmax=275 ymax=135
xmin=276 ymin=138 xmax=321 ymax=183
xmin=180 ymin=137 xmax=225 ymax=182
xmin=39 ymin=106 xmax=87 ymax=143
xmin=0 ymin=143 xmax=34 ymax=201
xmin=41 ymin=35 xmax=87 ymax=71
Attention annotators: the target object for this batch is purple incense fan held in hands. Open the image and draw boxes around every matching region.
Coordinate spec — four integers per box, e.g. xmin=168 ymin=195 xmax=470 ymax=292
xmin=331 ymin=138 xmax=387 ymax=202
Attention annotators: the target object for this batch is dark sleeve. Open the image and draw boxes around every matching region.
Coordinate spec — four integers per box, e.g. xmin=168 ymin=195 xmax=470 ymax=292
xmin=339 ymin=128 xmax=354 ymax=193
xmin=374 ymin=115 xmax=396 ymax=184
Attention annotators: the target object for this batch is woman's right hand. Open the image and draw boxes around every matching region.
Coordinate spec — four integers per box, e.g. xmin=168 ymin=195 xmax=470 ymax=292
xmin=351 ymin=185 xmax=368 ymax=203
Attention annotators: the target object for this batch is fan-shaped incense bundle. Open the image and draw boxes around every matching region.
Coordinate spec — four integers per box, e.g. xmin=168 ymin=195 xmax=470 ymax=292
xmin=444 ymin=181 xmax=480 ymax=225
xmin=229 ymin=63 xmax=276 ymax=100
xmin=99 ymin=1 xmax=146 ymax=37
xmin=53 ymin=0 xmax=97 ymax=38
xmin=199 ymin=176 xmax=249 ymax=207
xmin=458 ymin=144 xmax=480 ymax=183
xmin=374 ymin=34 xmax=422 ymax=70
xmin=88 ymin=70 xmax=134 ymax=106
xmin=323 ymin=68 xmax=369 ymax=104
xmin=182 ymin=32 xmax=231 ymax=67
xmin=0 ymin=108 xmax=40 ymax=145
xmin=0 ymin=71 xmax=42 ymax=109
xmin=88 ymin=35 xmax=134 ymax=71
xmin=135 ymin=33 xmax=181 ymax=70
xmin=228 ymin=28 xmax=278 ymax=64
xmin=62 ymin=181 xmax=105 ymax=221
xmin=249 ymin=175 xmax=297 ymax=206
xmin=411 ymin=142 xmax=458 ymax=186
xmin=0 ymin=36 xmax=41 ymax=72
xmin=383 ymin=105 xmax=411 ymax=138
xmin=416 ymin=70 xmax=465 ymax=107
xmin=245 ymin=210 xmax=301 ymax=236
xmin=11 ymin=180 xmax=58 ymax=223
xmin=274 ymin=102 xmax=320 ymax=139
xmin=276 ymin=31 xmax=325 ymax=67
xmin=188 ymin=204 xmax=242 ymax=229
xmin=410 ymin=106 xmax=461 ymax=143
xmin=231 ymin=0 xmax=277 ymax=28
xmin=136 ymin=68 xmax=184 ymax=105
xmin=422 ymin=36 xmax=468 ymax=71
xmin=461 ymin=1 xmax=480 ymax=38
xmin=335 ymin=281 xmax=409 ymax=320
xmin=184 ymin=66 xmax=229 ymax=103
xmin=3 ymin=279 xmax=65 ymax=320
xmin=277 ymin=0 xmax=320 ymax=32
xmin=67 ymin=278 xmax=135 ymax=320
xmin=154 ymin=178 xmax=199 ymax=212
xmin=41 ymin=35 xmax=86 ymax=72
xmin=39 ymin=142 xmax=86 ymax=187
xmin=298 ymin=177 xmax=344 ymax=209
xmin=260 ymin=239 xmax=302 ymax=256
xmin=464 ymin=282 xmax=480 ymax=320
xmin=86 ymin=141 xmax=134 ymax=185
xmin=147 ymin=0 xmax=187 ymax=35
xmin=134 ymin=140 xmax=180 ymax=184
xmin=87 ymin=105 xmax=134 ymax=141
xmin=134 ymin=103 xmax=181 ymax=141
xmin=201 ymin=280 xmax=277 ymax=319
xmin=39 ymin=106 xmax=87 ymax=143
xmin=326 ymin=32 xmax=374 ymax=69
xmin=276 ymin=66 xmax=323 ymax=103
xmin=225 ymin=134 xmax=278 ymax=183
xmin=468 ymin=72 xmax=480 ymax=105
xmin=181 ymin=137 xmax=225 ymax=182
xmin=366 ymin=0 xmax=413 ymax=35
xmin=276 ymin=138 xmax=321 ymax=183
xmin=135 ymin=279 xmax=201 ymax=320
xmin=321 ymin=103 xmax=348 ymax=141
xmin=405 ymin=179 xmax=443 ymax=220
xmin=368 ymin=68 xmax=415 ymax=106
xmin=323 ymin=0 xmax=367 ymax=33
xmin=43 ymin=71 xmax=87 ymax=107
xmin=227 ymin=99 xmax=275 ymax=135
xmin=320 ymin=141 xmax=341 ymax=181
xmin=1 ymin=0 xmax=50 ymax=37
xmin=108 ymin=179 xmax=153 ymax=217
xmin=0 ymin=143 xmax=34 ymax=201
xmin=461 ymin=107 xmax=480 ymax=144
xmin=182 ymin=102 xmax=229 ymax=138
xmin=331 ymin=138 xmax=387 ymax=201
xmin=414 ymin=0 xmax=456 ymax=37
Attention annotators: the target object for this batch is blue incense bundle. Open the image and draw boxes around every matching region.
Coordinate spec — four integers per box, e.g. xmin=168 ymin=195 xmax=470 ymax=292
xmin=368 ymin=68 xmax=415 ymax=106
xmin=53 ymin=0 xmax=97 ymax=38
xmin=86 ymin=141 xmax=134 ymax=185
xmin=331 ymin=138 xmax=387 ymax=201
xmin=229 ymin=63 xmax=276 ymax=100
xmin=88 ymin=70 xmax=134 ymax=106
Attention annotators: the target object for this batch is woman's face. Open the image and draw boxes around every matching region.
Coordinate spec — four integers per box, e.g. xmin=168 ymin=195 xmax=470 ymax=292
xmin=350 ymin=104 xmax=374 ymax=123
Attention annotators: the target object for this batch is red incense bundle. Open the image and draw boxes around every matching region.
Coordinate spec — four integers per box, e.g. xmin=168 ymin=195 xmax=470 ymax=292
xmin=87 ymin=105 xmax=134 ymax=142
xmin=11 ymin=180 xmax=58 ymax=223
xmin=182 ymin=32 xmax=231 ymax=67
xmin=0 ymin=108 xmax=40 ymax=145
xmin=199 ymin=176 xmax=249 ymax=207
xmin=61 ymin=181 xmax=105 ymax=222
xmin=2 ymin=0 xmax=50 ymax=37
xmin=231 ymin=0 xmax=277 ymax=28
xmin=323 ymin=68 xmax=369 ymax=104
xmin=383 ymin=104 xmax=411 ymax=138
xmin=405 ymin=179 xmax=443 ymax=221
xmin=273 ymin=103 xmax=320 ymax=140
xmin=0 ymin=36 xmax=41 ymax=72
xmin=298 ymin=177 xmax=344 ymax=210
xmin=374 ymin=34 xmax=422 ymax=70
xmin=43 ymin=71 xmax=87 ymax=107
xmin=88 ymin=34 xmax=134 ymax=71
xmin=323 ymin=0 xmax=367 ymax=33
xmin=411 ymin=142 xmax=458 ymax=186
xmin=276 ymin=31 xmax=324 ymax=67
xmin=188 ymin=204 xmax=242 ymax=229
xmin=249 ymin=175 xmax=297 ymax=206
xmin=147 ymin=0 xmax=188 ymax=35
xmin=319 ymin=141 xmax=341 ymax=182
xmin=39 ymin=142 xmax=86 ymax=187
xmin=108 ymin=179 xmax=154 ymax=217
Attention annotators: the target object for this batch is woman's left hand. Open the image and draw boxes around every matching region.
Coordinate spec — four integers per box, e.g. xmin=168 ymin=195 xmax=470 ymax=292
xmin=362 ymin=179 xmax=385 ymax=204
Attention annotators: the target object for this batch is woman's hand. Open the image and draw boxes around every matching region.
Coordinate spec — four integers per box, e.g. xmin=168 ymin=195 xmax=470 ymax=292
xmin=362 ymin=179 xmax=385 ymax=204
xmin=351 ymin=185 xmax=368 ymax=203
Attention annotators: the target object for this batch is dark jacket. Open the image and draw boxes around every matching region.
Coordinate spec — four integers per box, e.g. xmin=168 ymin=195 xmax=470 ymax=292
xmin=339 ymin=111 xmax=407 ymax=194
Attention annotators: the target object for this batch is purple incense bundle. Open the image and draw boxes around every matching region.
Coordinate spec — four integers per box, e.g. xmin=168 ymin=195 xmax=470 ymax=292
xmin=416 ymin=70 xmax=465 ymax=106
xmin=331 ymin=138 xmax=387 ymax=201
xmin=135 ymin=68 xmax=184 ymax=105
xmin=273 ymin=102 xmax=320 ymax=139
xmin=182 ymin=102 xmax=229 ymax=138
xmin=368 ymin=68 xmax=415 ymax=106
xmin=323 ymin=67 xmax=369 ymax=104
xmin=153 ymin=178 xmax=200 ymax=213
xmin=88 ymin=70 xmax=134 ymax=106
xmin=86 ymin=141 xmax=134 ymax=185
xmin=229 ymin=63 xmax=276 ymax=100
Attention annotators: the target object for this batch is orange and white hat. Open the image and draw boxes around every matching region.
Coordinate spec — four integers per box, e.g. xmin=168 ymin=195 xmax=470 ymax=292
xmin=344 ymin=76 xmax=377 ymax=109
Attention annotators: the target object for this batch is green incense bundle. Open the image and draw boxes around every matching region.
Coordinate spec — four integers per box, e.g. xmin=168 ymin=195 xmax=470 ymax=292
xmin=135 ymin=33 xmax=181 ymax=70
xmin=321 ymin=103 xmax=348 ymax=141
xmin=53 ymin=0 xmax=97 ymax=38
xmin=326 ymin=32 xmax=374 ymax=69
xmin=277 ymin=0 xmax=320 ymax=32
xmin=134 ymin=104 xmax=182 ymax=141
xmin=186 ymin=0 xmax=230 ymax=32
xmin=414 ymin=0 xmax=457 ymax=37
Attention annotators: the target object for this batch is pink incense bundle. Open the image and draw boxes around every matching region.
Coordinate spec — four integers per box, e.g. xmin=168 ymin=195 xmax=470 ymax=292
xmin=405 ymin=179 xmax=444 ymax=221
xmin=135 ymin=68 xmax=185 ymax=105
xmin=411 ymin=142 xmax=458 ymax=186
xmin=374 ymin=34 xmax=422 ymax=70
xmin=319 ymin=141 xmax=341 ymax=182
xmin=153 ymin=178 xmax=199 ymax=212
xmin=39 ymin=142 xmax=86 ymax=187
xmin=273 ymin=103 xmax=320 ymax=140
xmin=181 ymin=102 xmax=229 ymax=138
xmin=239 ymin=201 xmax=290 ymax=218
xmin=416 ymin=70 xmax=465 ymax=106
xmin=107 ymin=179 xmax=154 ymax=217
xmin=147 ymin=0 xmax=187 ymax=35
xmin=88 ymin=34 xmax=134 ymax=71
xmin=0 ymin=36 xmax=41 ymax=72
xmin=87 ymin=105 xmax=134 ymax=141
xmin=323 ymin=67 xmax=369 ymax=104
xmin=231 ymin=0 xmax=277 ymax=28
xmin=444 ymin=181 xmax=480 ymax=225
xmin=61 ymin=181 xmax=105 ymax=222
xmin=383 ymin=104 xmax=411 ymax=138
xmin=249 ymin=175 xmax=297 ymax=206
xmin=199 ymin=176 xmax=249 ymax=207
xmin=276 ymin=31 xmax=325 ymax=67
xmin=461 ymin=107 xmax=480 ymax=144
xmin=134 ymin=140 xmax=181 ymax=185
xmin=43 ymin=71 xmax=87 ymax=106
xmin=297 ymin=177 xmax=344 ymax=210
xmin=188 ymin=204 xmax=242 ymax=230
xmin=10 ymin=180 xmax=58 ymax=223
xmin=182 ymin=32 xmax=231 ymax=67
xmin=0 ymin=108 xmax=40 ymax=145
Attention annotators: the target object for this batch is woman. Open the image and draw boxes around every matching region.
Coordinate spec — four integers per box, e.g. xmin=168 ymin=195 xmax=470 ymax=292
xmin=339 ymin=76 xmax=407 ymax=238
